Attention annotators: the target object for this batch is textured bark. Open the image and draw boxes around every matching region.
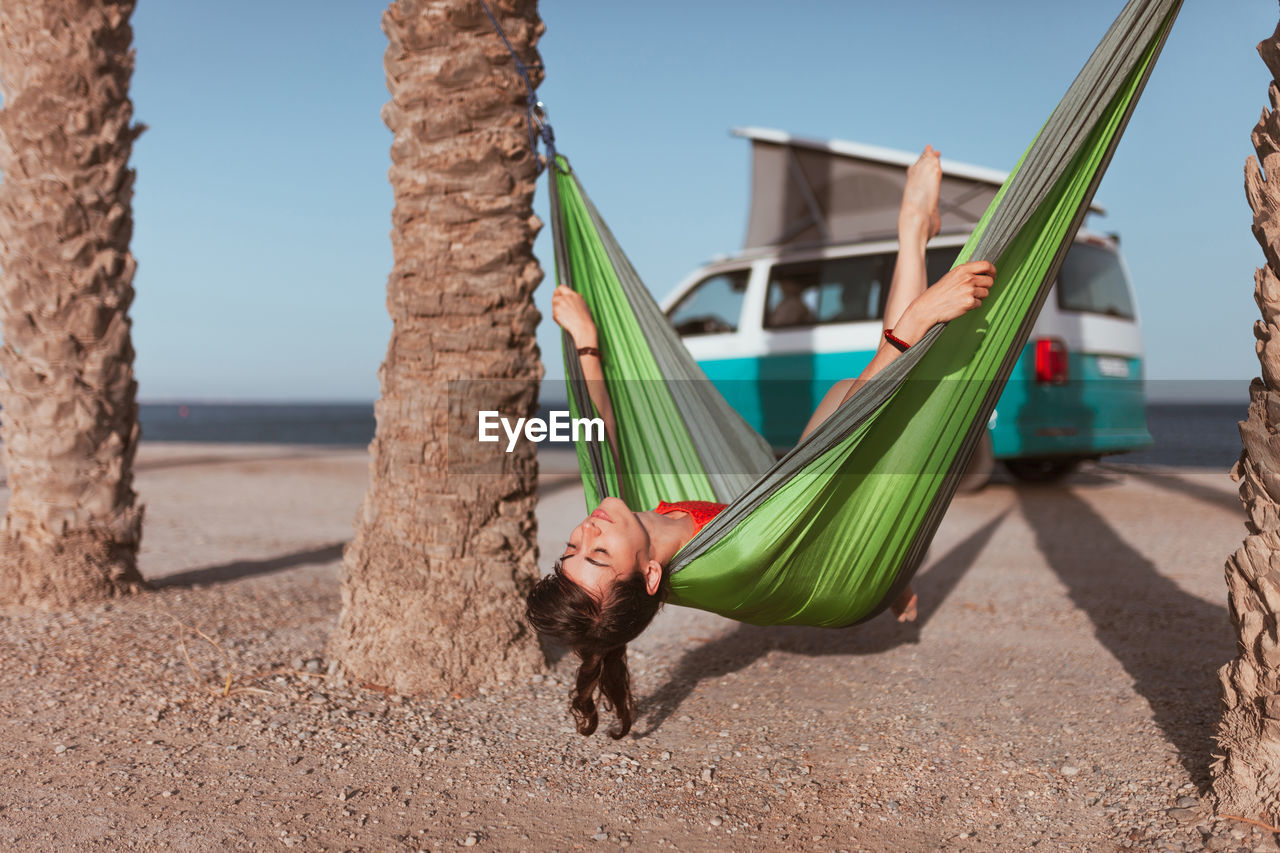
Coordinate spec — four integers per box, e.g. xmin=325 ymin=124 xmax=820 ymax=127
xmin=330 ymin=0 xmax=546 ymax=694
xmin=1215 ymin=20 xmax=1280 ymax=822
xmin=0 ymin=0 xmax=146 ymax=608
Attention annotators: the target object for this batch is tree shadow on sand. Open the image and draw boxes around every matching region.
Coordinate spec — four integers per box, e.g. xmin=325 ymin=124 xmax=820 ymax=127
xmin=152 ymin=542 xmax=347 ymax=589
xmin=634 ymin=509 xmax=1009 ymax=737
xmin=1103 ymin=463 xmax=1242 ymax=517
xmin=1015 ymin=484 xmax=1233 ymax=789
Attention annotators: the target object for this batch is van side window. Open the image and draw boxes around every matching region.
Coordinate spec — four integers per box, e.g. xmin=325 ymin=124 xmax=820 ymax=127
xmin=668 ymin=270 xmax=749 ymax=335
xmin=926 ymin=246 xmax=962 ymax=285
xmin=1057 ymin=244 xmax=1135 ymax=319
xmin=765 ymin=256 xmax=893 ymax=329
xmin=761 ymin=246 xmax=959 ymax=329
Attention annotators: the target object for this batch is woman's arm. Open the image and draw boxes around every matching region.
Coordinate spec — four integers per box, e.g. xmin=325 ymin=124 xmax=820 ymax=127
xmin=799 ymin=260 xmax=995 ymax=440
xmin=552 ymin=286 xmax=621 ymax=467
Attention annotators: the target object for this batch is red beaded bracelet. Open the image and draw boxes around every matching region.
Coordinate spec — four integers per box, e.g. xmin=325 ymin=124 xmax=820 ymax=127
xmin=884 ymin=329 xmax=911 ymax=352
xmin=576 ymin=346 xmax=602 ymax=359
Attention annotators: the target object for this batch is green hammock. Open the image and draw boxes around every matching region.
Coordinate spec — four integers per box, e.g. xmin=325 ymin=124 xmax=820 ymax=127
xmin=549 ymin=0 xmax=1181 ymax=628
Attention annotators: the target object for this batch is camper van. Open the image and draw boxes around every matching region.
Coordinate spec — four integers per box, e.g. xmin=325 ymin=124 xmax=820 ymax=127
xmin=661 ymin=128 xmax=1151 ymax=486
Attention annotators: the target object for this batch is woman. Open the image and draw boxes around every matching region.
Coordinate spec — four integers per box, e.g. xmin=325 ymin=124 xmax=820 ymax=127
xmin=527 ymin=146 xmax=995 ymax=738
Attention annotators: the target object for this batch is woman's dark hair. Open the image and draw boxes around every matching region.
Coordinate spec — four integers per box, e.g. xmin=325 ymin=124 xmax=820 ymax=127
xmin=525 ymin=562 xmax=667 ymax=738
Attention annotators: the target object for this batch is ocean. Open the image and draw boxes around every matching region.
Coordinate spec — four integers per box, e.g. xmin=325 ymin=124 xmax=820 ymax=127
xmin=138 ymin=401 xmax=1248 ymax=470
xmin=140 ymin=403 xmax=377 ymax=446
xmin=1123 ymin=402 xmax=1244 ymax=470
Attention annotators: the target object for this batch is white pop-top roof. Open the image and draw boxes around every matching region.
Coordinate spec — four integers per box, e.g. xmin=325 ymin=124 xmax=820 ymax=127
xmin=732 ymin=126 xmax=1103 ymax=250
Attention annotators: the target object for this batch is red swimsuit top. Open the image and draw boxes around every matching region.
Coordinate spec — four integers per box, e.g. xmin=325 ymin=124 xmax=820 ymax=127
xmin=653 ymin=500 xmax=728 ymax=534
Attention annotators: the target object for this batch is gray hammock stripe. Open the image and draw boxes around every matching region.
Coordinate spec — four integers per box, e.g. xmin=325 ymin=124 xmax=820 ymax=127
xmin=575 ymin=186 xmax=775 ymax=500
xmin=549 ymin=170 xmax=612 ymax=503
xmin=873 ymin=0 xmax=1182 ymax=620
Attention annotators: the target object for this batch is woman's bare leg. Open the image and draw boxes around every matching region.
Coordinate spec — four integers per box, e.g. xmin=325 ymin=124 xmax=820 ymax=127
xmin=883 ymin=146 xmax=941 ymax=332
xmin=891 ymin=586 xmax=918 ymax=622
xmin=798 ymin=147 xmax=945 ymax=443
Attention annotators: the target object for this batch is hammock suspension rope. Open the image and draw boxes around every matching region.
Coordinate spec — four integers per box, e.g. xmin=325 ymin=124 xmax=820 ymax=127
xmin=477 ymin=0 xmax=557 ymax=166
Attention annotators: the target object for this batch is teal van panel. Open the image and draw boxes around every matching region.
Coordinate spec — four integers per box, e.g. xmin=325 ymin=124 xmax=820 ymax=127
xmin=758 ymin=350 xmax=876 ymax=447
xmin=700 ymin=350 xmax=872 ymax=448
xmin=695 ymin=357 xmax=763 ymax=437
xmin=987 ymin=347 xmax=1151 ymax=459
xmin=698 ymin=345 xmax=1150 ymax=459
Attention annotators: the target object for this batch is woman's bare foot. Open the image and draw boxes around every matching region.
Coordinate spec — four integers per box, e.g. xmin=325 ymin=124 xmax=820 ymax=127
xmin=891 ymin=586 xmax=918 ymax=622
xmin=900 ymin=146 xmax=942 ymax=239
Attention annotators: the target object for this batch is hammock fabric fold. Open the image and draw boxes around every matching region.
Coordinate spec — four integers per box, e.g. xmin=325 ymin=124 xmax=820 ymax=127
xmin=549 ymin=0 xmax=1181 ymax=628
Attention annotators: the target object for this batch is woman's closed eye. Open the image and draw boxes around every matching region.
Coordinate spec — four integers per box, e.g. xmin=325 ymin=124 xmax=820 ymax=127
xmin=563 ymin=541 xmax=609 ymax=568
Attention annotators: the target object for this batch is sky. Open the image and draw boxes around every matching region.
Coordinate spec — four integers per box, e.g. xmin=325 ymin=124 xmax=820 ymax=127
xmin=119 ymin=1 xmax=1278 ymax=402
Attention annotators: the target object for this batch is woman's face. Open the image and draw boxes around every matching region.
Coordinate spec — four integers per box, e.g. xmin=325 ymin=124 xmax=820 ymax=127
xmin=559 ymin=496 xmax=651 ymax=600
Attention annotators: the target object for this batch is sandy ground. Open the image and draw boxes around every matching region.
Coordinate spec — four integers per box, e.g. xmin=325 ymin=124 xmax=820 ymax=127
xmin=0 ymin=442 xmax=1266 ymax=851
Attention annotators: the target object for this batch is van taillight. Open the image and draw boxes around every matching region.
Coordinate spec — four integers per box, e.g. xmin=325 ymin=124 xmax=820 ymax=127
xmin=1034 ymin=338 xmax=1069 ymax=384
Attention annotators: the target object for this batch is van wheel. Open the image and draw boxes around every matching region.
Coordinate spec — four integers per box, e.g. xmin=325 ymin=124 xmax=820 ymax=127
xmin=957 ymin=433 xmax=994 ymax=493
xmin=1003 ymin=457 xmax=1081 ymax=483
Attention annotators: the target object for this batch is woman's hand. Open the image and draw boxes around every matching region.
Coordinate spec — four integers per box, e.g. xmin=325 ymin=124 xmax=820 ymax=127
xmin=913 ymin=259 xmax=995 ymax=327
xmin=553 ymin=285 xmax=621 ymax=478
xmin=552 ymin=285 xmax=598 ymax=348
xmin=817 ymin=259 xmax=994 ymax=426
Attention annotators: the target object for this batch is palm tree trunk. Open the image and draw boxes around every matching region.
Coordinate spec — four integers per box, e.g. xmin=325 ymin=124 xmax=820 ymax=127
xmin=1215 ymin=20 xmax=1280 ymax=821
xmin=0 ymin=0 xmax=146 ymax=608
xmin=330 ymin=0 xmax=546 ymax=694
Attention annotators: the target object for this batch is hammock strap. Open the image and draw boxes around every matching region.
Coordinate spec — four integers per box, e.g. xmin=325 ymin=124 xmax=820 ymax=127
xmin=477 ymin=0 xmax=557 ymax=167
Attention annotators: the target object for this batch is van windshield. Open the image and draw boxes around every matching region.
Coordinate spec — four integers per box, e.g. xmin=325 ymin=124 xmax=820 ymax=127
xmin=668 ymin=270 xmax=749 ymax=335
xmin=1057 ymin=244 xmax=1135 ymax=319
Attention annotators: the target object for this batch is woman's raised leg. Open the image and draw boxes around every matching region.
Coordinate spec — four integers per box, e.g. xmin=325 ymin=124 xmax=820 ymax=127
xmin=797 ymin=147 xmax=945 ymax=442
xmin=883 ymin=146 xmax=942 ymax=333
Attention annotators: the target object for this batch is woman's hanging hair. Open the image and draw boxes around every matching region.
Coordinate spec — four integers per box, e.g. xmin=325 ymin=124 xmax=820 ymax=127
xmin=526 ymin=564 xmax=666 ymax=738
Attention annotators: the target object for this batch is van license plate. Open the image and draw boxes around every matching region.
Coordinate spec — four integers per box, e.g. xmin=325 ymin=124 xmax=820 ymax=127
xmin=1096 ymin=356 xmax=1130 ymax=378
